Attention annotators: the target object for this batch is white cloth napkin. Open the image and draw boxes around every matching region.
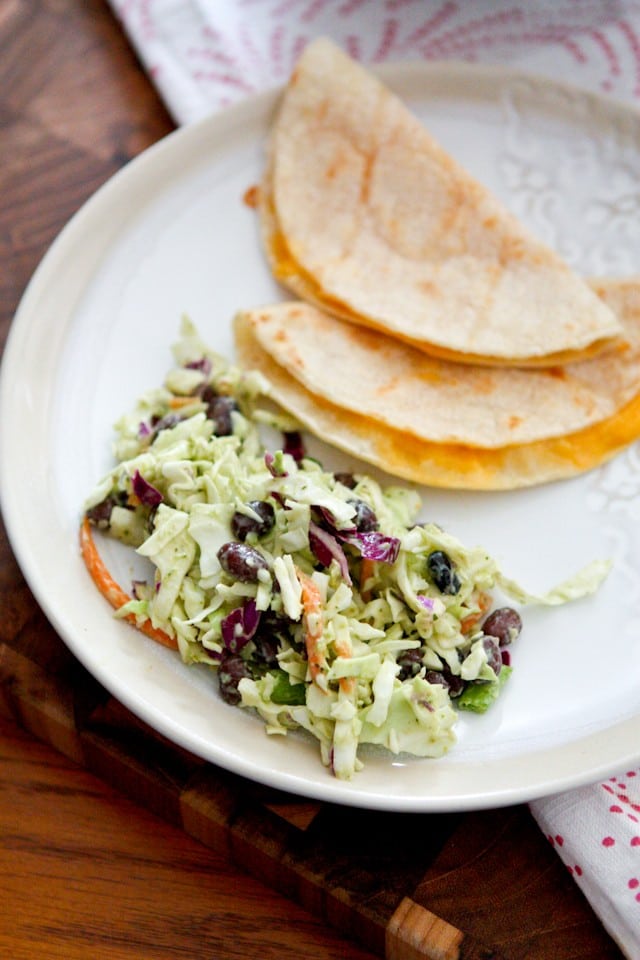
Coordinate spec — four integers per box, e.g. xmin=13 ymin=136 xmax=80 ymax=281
xmin=108 ymin=0 xmax=640 ymax=123
xmin=107 ymin=2 xmax=640 ymax=955
xmin=530 ymin=772 xmax=640 ymax=958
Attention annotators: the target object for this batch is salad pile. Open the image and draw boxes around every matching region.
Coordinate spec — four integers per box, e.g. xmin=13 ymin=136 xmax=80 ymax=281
xmin=82 ymin=320 xmax=608 ymax=779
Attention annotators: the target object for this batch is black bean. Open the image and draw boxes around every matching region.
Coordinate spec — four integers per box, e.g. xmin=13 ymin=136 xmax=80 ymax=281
xmin=426 ymin=550 xmax=461 ymax=595
xmin=283 ymin=431 xmax=305 ymax=462
xmin=349 ymin=498 xmax=378 ymax=532
xmin=482 ymin=636 xmax=502 ymax=677
xmin=255 ymin=609 xmax=290 ymax=636
xmin=85 ymin=491 xmax=130 ymax=528
xmin=218 ymin=651 xmax=252 ymax=705
xmin=397 ymin=648 xmax=424 ymax=681
xmin=217 ymin=542 xmax=268 ymax=582
xmin=85 ymin=498 xmax=116 ymax=528
xmin=334 ymin=472 xmax=357 ymax=489
xmin=150 ymin=412 xmax=182 ymax=437
xmin=251 ymin=615 xmax=285 ymax=669
xmin=217 ymin=542 xmax=270 ymax=582
xmin=482 ymin=607 xmax=522 ymax=646
xmin=231 ymin=501 xmax=275 ymax=541
xmin=251 ymin=636 xmax=280 ymax=669
xmin=425 ymin=669 xmax=465 ymax=698
xmin=208 ymin=395 xmax=239 ymax=436
xmin=198 ymin=383 xmax=216 ymax=401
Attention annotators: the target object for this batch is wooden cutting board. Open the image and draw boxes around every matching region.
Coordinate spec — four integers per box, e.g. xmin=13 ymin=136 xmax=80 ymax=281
xmin=0 ymin=592 xmax=622 ymax=960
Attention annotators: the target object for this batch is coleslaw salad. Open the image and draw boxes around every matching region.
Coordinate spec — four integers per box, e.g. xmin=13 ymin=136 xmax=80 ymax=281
xmin=81 ymin=319 xmax=610 ymax=779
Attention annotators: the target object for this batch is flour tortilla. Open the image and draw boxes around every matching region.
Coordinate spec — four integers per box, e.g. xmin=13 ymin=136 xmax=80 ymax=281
xmin=234 ymin=279 xmax=640 ymax=490
xmin=261 ymin=38 xmax=622 ymax=367
xmin=240 ymin=280 xmax=640 ymax=450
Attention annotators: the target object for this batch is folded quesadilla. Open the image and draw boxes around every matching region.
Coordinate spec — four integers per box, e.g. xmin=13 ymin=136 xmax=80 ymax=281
xmin=234 ymin=279 xmax=640 ymax=490
xmin=261 ymin=38 xmax=622 ymax=367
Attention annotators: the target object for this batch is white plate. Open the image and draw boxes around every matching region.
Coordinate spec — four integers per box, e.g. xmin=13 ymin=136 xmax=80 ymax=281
xmin=2 ymin=63 xmax=640 ymax=812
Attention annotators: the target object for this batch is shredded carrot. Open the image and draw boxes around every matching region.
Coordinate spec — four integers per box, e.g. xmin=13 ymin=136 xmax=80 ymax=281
xmin=297 ymin=568 xmax=355 ymax=696
xmin=168 ymin=395 xmax=199 ymax=409
xmin=334 ymin=633 xmax=356 ymax=696
xmin=359 ymin=557 xmax=376 ymax=602
xmin=296 ymin=568 xmax=327 ymax=686
xmin=460 ymin=590 xmax=492 ymax=634
xmin=79 ymin=517 xmax=178 ymax=651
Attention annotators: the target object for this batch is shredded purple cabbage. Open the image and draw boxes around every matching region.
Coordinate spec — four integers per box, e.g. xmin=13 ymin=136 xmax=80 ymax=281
xmin=186 ymin=357 xmax=212 ymax=376
xmin=340 ymin=530 xmax=401 ymax=564
xmin=265 ymin=452 xmax=288 ymax=477
xmin=312 ymin=505 xmax=357 ymax=534
xmin=132 ymin=470 xmax=163 ymax=506
xmin=221 ymin=598 xmax=261 ymax=654
xmin=417 ymin=595 xmax=438 ymax=612
xmin=308 ymin=521 xmax=352 ymax=585
xmin=311 ymin=504 xmax=400 ymax=565
xmin=131 ymin=580 xmax=148 ymax=600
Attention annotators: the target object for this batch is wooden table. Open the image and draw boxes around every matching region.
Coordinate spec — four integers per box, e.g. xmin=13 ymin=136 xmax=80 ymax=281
xmin=0 ymin=3 xmax=626 ymax=958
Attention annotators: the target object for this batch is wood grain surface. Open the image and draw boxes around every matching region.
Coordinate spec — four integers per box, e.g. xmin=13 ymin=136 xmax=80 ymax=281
xmin=0 ymin=2 xmax=626 ymax=958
